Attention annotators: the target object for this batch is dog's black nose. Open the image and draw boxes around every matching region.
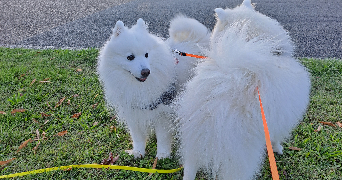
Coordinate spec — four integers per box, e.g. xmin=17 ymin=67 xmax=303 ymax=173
xmin=141 ymin=68 xmax=150 ymax=78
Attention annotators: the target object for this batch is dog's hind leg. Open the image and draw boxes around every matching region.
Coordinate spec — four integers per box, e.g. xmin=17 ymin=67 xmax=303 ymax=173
xmin=272 ymin=141 xmax=283 ymax=154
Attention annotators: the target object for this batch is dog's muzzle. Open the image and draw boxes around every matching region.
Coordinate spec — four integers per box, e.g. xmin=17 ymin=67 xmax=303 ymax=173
xmin=136 ymin=68 xmax=150 ymax=82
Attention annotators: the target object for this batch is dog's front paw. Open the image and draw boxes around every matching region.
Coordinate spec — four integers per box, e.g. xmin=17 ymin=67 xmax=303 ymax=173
xmin=125 ymin=149 xmax=145 ymax=158
xmin=156 ymin=145 xmax=171 ymax=159
xmin=156 ymin=151 xmax=171 ymax=159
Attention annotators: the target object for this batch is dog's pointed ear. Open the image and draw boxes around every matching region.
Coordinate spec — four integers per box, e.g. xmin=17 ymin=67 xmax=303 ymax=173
xmin=113 ymin=21 xmax=125 ymax=37
xmin=136 ymin=18 xmax=148 ymax=31
xmin=242 ymin=0 xmax=254 ymax=9
xmin=215 ymin=8 xmax=226 ymax=21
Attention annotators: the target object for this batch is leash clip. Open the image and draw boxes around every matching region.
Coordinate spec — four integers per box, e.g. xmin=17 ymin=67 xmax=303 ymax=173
xmin=172 ymin=49 xmax=186 ymax=56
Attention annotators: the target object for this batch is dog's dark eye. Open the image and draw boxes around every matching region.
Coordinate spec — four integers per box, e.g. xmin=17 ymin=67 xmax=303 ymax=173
xmin=145 ymin=53 xmax=148 ymax=58
xmin=127 ymin=54 xmax=135 ymax=61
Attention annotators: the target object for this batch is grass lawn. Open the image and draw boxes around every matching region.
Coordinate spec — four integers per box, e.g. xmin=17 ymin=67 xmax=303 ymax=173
xmin=0 ymin=47 xmax=341 ymax=179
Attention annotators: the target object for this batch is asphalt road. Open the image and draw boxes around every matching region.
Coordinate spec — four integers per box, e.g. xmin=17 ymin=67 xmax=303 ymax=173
xmin=1 ymin=0 xmax=341 ymax=59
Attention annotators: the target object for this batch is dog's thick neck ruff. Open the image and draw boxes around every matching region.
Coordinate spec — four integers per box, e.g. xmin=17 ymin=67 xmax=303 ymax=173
xmin=145 ymin=84 xmax=176 ymax=110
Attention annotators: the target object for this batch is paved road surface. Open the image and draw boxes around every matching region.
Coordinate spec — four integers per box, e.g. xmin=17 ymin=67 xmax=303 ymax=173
xmin=1 ymin=0 xmax=341 ymax=59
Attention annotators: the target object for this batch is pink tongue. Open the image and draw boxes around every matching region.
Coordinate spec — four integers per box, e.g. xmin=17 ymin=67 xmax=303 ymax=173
xmin=140 ymin=78 xmax=147 ymax=82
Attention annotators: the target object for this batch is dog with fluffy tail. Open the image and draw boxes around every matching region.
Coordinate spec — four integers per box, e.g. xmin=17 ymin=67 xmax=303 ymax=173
xmin=97 ymin=17 xmax=209 ymax=159
xmin=176 ymin=0 xmax=311 ymax=179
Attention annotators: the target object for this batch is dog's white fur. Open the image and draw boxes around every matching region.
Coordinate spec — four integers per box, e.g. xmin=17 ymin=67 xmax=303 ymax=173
xmin=98 ymin=17 xmax=209 ymax=159
xmin=212 ymin=0 xmax=293 ymax=57
xmin=177 ymin=0 xmax=311 ymax=179
xmin=168 ymin=15 xmax=210 ymax=90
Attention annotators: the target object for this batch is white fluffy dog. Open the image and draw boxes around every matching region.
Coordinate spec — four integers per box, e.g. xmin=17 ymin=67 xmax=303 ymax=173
xmin=98 ymin=17 xmax=209 ymax=159
xmin=177 ymin=0 xmax=311 ymax=179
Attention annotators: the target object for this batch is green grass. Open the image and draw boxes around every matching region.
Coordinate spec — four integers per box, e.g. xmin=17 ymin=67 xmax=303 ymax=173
xmin=0 ymin=47 xmax=341 ymax=179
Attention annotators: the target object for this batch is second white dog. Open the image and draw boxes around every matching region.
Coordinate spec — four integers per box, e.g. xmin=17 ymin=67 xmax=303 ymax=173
xmin=177 ymin=0 xmax=311 ymax=179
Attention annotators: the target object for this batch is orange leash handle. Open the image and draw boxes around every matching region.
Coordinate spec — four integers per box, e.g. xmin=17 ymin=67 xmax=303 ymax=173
xmin=257 ymin=87 xmax=280 ymax=180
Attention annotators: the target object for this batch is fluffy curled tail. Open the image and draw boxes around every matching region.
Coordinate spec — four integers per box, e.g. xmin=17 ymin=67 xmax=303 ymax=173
xmin=168 ymin=15 xmax=210 ymax=45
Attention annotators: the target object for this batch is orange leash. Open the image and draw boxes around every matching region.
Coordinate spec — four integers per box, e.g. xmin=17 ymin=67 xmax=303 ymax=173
xmin=257 ymin=87 xmax=279 ymax=180
xmin=172 ymin=49 xmax=207 ymax=59
xmin=183 ymin=53 xmax=207 ymax=59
